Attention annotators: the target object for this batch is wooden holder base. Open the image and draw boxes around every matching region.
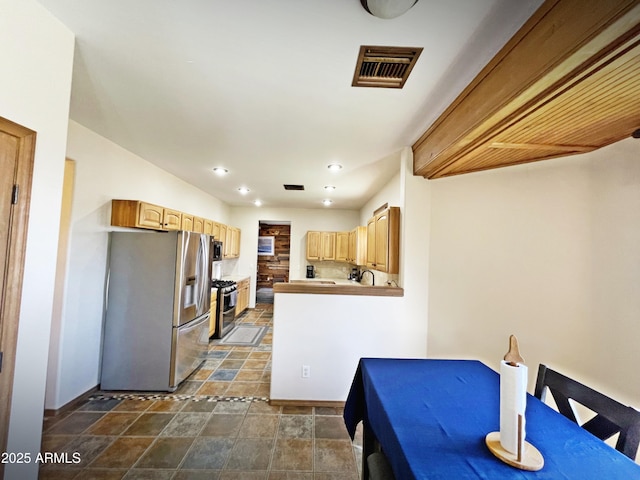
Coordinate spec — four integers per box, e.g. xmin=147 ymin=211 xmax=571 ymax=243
xmin=485 ymin=431 xmax=544 ymax=471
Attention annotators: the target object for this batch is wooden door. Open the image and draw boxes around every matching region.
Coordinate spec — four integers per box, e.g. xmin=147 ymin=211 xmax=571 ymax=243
xmin=0 ymin=116 xmax=36 ymax=464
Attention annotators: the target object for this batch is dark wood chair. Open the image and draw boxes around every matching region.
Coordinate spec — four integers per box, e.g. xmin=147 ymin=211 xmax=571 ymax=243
xmin=367 ymin=452 xmax=395 ymax=480
xmin=534 ymin=364 xmax=640 ymax=460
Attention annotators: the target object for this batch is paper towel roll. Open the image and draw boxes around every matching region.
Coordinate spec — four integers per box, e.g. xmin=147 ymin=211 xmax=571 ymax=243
xmin=499 ymin=360 xmax=528 ymax=456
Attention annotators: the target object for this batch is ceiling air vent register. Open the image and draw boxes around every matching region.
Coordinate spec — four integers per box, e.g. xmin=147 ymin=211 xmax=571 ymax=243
xmin=283 ymin=184 xmax=305 ymax=191
xmin=352 ymin=45 xmax=423 ymax=88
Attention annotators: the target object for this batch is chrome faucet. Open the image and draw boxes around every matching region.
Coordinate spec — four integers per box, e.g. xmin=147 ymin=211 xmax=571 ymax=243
xmin=359 ymin=269 xmax=375 ymax=286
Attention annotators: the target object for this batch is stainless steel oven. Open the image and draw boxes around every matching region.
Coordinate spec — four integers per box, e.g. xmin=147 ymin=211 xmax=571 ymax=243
xmin=211 ymin=279 xmax=237 ymax=338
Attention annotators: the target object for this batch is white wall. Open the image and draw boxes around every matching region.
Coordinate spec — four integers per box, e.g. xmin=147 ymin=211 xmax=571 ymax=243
xmin=427 ymin=138 xmax=640 ymax=407
xmin=46 ymin=121 xmax=231 ymax=410
xmin=271 ymin=293 xmax=411 ymax=402
xmin=229 ymin=206 xmax=360 ymax=307
xmin=0 ymin=1 xmax=74 ymax=478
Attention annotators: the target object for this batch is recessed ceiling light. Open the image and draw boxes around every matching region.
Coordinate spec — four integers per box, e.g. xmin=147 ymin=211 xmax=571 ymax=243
xmin=212 ymin=167 xmax=228 ymax=176
xmin=324 ymin=185 xmax=336 ymax=191
xmin=327 ymin=163 xmax=343 ymax=172
xmin=254 ymin=200 xmax=263 ymax=207
xmin=237 ymin=187 xmax=250 ymax=195
xmin=322 ymin=199 xmax=333 ymax=206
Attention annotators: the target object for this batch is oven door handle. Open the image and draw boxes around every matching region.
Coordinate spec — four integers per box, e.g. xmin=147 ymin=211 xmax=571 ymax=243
xmin=226 ymin=289 xmax=238 ymax=309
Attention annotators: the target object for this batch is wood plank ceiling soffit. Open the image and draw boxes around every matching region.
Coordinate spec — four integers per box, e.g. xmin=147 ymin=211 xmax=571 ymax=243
xmin=412 ymin=0 xmax=640 ymax=179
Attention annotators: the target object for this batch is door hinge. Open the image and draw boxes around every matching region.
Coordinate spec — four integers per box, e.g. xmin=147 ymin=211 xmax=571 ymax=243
xmin=11 ymin=184 xmax=19 ymax=205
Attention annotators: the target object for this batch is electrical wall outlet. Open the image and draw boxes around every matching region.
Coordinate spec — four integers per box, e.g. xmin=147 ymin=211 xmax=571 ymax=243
xmin=301 ymin=365 xmax=311 ymax=378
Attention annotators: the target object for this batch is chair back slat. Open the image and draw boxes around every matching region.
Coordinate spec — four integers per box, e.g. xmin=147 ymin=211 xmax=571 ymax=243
xmin=534 ymin=364 xmax=640 ymax=460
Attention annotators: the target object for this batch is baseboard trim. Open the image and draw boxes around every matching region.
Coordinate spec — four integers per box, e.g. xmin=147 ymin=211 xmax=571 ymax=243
xmin=269 ymin=399 xmax=346 ymax=409
xmin=44 ymin=385 xmax=99 ymax=417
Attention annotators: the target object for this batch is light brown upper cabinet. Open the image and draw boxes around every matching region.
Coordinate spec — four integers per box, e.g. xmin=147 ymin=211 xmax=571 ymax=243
xmin=193 ymin=217 xmax=205 ymax=233
xmin=225 ymin=226 xmax=241 ymax=258
xmin=211 ymin=221 xmax=221 ymax=240
xmin=111 ymin=200 xmax=182 ymax=231
xmin=413 ymin=0 xmax=640 ymax=179
xmin=219 ymin=223 xmax=227 ymax=246
xmin=306 ymin=231 xmax=336 ymax=261
xmin=181 ymin=213 xmax=194 ymax=232
xmin=366 ymin=207 xmax=400 ymax=274
xmin=335 ymin=231 xmax=350 ymax=262
xmin=203 ymin=219 xmax=214 ymax=236
xmin=348 ymin=226 xmax=367 ymax=266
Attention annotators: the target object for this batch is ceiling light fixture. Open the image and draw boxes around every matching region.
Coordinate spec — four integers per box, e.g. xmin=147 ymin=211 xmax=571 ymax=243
xmin=322 ymin=199 xmax=333 ymax=206
xmin=360 ymin=0 xmax=419 ymax=19
xmin=254 ymin=200 xmax=263 ymax=207
xmin=237 ymin=187 xmax=250 ymax=195
xmin=212 ymin=167 xmax=228 ymax=176
xmin=324 ymin=185 xmax=336 ymax=191
xmin=327 ymin=163 xmax=343 ymax=172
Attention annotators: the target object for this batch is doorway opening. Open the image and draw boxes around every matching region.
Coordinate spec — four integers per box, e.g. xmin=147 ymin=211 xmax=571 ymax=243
xmin=256 ymin=221 xmax=291 ymax=304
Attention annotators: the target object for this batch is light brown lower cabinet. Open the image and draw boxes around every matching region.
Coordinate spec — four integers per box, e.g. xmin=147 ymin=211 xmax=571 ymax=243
xmin=209 ymin=291 xmax=218 ymax=337
xmin=235 ymin=278 xmax=250 ymax=317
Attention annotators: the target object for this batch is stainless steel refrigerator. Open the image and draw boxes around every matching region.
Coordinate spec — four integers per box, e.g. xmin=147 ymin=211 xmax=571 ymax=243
xmin=101 ymin=230 xmax=210 ymax=391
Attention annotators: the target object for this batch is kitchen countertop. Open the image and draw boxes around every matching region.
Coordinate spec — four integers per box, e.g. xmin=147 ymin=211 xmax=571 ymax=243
xmin=274 ymin=278 xmax=403 ymax=297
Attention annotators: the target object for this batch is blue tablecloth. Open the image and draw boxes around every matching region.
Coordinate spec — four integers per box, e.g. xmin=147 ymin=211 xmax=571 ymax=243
xmin=344 ymin=358 xmax=640 ymax=480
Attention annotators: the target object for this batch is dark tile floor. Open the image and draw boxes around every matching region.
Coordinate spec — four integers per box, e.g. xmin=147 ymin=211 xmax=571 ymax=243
xmin=40 ymin=304 xmax=363 ymax=479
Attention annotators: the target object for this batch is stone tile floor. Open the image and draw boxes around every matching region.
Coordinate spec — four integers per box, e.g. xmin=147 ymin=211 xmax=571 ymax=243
xmin=40 ymin=304 xmax=363 ymax=479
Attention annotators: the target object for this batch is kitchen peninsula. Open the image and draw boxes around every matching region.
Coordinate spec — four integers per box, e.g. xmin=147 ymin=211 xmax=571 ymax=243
xmin=274 ymin=279 xmax=403 ymax=297
xmin=270 ymin=279 xmax=405 ymax=407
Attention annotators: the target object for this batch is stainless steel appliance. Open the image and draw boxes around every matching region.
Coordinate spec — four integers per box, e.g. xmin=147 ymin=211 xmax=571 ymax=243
xmin=211 ymin=239 xmax=223 ymax=262
xmin=101 ymin=231 xmax=210 ymax=391
xmin=211 ymin=279 xmax=237 ymax=338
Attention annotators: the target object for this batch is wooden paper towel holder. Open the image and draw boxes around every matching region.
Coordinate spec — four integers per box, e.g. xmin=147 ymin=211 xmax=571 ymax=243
xmin=485 ymin=430 xmax=544 ymax=471
xmin=485 ymin=335 xmax=544 ymax=471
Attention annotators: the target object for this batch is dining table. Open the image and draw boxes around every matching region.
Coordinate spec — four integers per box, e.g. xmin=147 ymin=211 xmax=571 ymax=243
xmin=343 ymin=358 xmax=640 ymax=479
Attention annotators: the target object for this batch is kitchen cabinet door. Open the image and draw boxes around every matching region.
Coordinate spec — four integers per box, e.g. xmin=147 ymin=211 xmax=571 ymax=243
xmin=209 ymin=291 xmax=218 ymax=337
xmin=336 ymin=231 xmax=349 ymax=262
xmin=181 ymin=214 xmax=194 ymax=232
xmin=366 ymin=207 xmax=400 ymax=274
xmin=349 ymin=226 xmax=367 ymax=265
xmin=306 ymin=231 xmax=321 ymax=260
xmin=111 ymin=200 xmax=182 ymax=231
xmin=193 ymin=217 xmax=204 ymax=233
xmin=230 ymin=227 xmax=241 ymax=257
xmin=219 ymin=224 xmax=228 ymax=254
xmin=366 ymin=217 xmax=376 ymax=268
xmin=235 ymin=278 xmax=250 ymax=316
xmin=321 ymin=231 xmax=336 ymax=261
xmin=374 ymin=212 xmax=389 ymax=272
xmin=162 ymin=208 xmax=182 ymax=230
xmin=138 ymin=202 xmax=164 ymax=229
xmin=306 ymin=230 xmax=337 ymax=261
xmin=224 ymin=226 xmax=241 ymax=258
xmin=203 ymin=219 xmax=214 ymax=236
